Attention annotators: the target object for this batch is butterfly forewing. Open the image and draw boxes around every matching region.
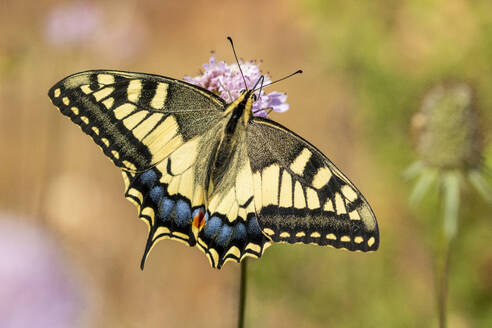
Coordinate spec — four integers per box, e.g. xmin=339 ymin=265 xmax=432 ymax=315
xmin=247 ymin=117 xmax=379 ymax=251
xmin=48 ymin=70 xmax=226 ymax=172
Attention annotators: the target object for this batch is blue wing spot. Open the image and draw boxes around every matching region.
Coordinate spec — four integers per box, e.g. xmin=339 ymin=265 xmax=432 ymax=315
xmin=159 ymin=198 xmax=175 ymax=222
xmin=175 ymin=200 xmax=192 ymax=227
xmin=203 ymin=216 xmax=222 ymax=238
xmin=232 ymin=223 xmax=247 ymax=242
xmin=149 ymin=186 xmax=164 ymax=204
xmin=247 ymin=216 xmax=262 ymax=236
xmin=140 ymin=170 xmax=158 ymax=187
xmin=217 ymin=225 xmax=233 ymax=247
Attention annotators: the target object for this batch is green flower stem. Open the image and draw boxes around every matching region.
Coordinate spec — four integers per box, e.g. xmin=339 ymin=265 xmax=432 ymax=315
xmin=436 ymin=234 xmax=453 ymax=328
xmin=436 ymin=172 xmax=460 ymax=328
xmin=238 ymin=259 xmax=248 ymax=328
xmin=443 ymin=172 xmax=460 ymax=239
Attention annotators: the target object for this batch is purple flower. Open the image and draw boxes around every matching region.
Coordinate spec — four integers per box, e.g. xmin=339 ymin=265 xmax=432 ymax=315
xmin=43 ymin=1 xmax=147 ymax=60
xmin=44 ymin=1 xmax=102 ymax=46
xmin=0 ymin=214 xmax=82 ymax=328
xmin=184 ymin=53 xmax=290 ymax=117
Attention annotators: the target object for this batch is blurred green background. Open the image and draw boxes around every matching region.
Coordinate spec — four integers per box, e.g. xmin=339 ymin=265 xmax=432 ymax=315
xmin=0 ymin=0 xmax=491 ymax=327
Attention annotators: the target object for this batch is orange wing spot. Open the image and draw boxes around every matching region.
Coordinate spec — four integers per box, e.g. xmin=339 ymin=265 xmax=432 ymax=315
xmin=192 ymin=210 xmax=206 ymax=230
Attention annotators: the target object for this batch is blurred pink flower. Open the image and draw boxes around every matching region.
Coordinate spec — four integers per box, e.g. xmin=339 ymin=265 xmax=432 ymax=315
xmin=43 ymin=1 xmax=147 ymax=60
xmin=184 ymin=53 xmax=289 ymax=117
xmin=0 ymin=214 xmax=81 ymax=328
xmin=44 ymin=1 xmax=102 ymax=46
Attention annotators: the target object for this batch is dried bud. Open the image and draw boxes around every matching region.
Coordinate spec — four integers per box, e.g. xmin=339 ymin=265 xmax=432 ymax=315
xmin=411 ymin=82 xmax=483 ymax=170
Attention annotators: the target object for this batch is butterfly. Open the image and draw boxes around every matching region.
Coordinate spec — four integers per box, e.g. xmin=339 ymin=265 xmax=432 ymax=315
xmin=48 ymin=68 xmax=379 ymax=269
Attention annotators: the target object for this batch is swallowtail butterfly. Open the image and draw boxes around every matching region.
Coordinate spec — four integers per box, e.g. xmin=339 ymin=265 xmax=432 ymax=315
xmin=48 ymin=61 xmax=379 ymax=269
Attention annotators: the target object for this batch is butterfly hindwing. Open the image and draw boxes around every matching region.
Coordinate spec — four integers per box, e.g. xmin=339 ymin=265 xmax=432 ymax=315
xmin=48 ymin=70 xmax=226 ymax=172
xmin=247 ymin=117 xmax=379 ymax=251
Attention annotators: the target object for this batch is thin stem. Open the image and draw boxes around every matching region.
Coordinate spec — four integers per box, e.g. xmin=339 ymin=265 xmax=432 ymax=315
xmin=436 ymin=171 xmax=460 ymax=328
xmin=238 ymin=259 xmax=248 ymax=328
xmin=436 ymin=236 xmax=453 ymax=328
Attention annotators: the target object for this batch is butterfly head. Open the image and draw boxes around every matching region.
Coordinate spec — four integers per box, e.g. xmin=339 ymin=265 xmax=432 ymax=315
xmin=224 ymin=88 xmax=257 ymax=126
xmin=239 ymin=88 xmax=257 ymax=107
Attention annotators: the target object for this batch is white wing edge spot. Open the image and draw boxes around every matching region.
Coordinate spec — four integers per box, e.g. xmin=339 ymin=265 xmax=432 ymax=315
xmin=80 ymin=116 xmax=89 ymax=124
xmin=97 ymin=73 xmax=115 ymax=85
xmin=326 ymin=233 xmax=336 ymax=240
xmin=340 ymin=236 xmax=351 ymax=242
xmin=70 ymin=106 xmax=79 ymax=115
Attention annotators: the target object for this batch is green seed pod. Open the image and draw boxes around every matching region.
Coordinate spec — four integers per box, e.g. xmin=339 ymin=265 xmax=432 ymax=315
xmin=411 ymin=82 xmax=483 ymax=170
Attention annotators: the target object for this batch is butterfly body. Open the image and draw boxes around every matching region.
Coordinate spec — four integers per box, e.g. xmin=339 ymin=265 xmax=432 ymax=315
xmin=49 ymin=70 xmax=379 ymax=269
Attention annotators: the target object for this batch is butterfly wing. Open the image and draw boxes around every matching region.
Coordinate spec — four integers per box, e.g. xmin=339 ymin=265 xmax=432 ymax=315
xmin=247 ymin=117 xmax=379 ymax=252
xmin=48 ymin=70 xmax=226 ymax=172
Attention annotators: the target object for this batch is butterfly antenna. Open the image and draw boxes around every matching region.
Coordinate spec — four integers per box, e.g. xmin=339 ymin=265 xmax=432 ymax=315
xmin=251 ymin=76 xmax=265 ymax=115
xmin=252 ymin=75 xmax=265 ymax=91
xmin=227 ymin=36 xmax=249 ymax=89
xmin=257 ymin=75 xmax=265 ymax=102
xmin=253 ymin=69 xmax=303 ymax=91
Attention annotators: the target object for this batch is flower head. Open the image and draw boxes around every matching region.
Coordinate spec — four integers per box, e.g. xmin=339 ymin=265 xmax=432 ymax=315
xmin=184 ymin=53 xmax=289 ymax=117
xmin=44 ymin=1 xmax=102 ymax=46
